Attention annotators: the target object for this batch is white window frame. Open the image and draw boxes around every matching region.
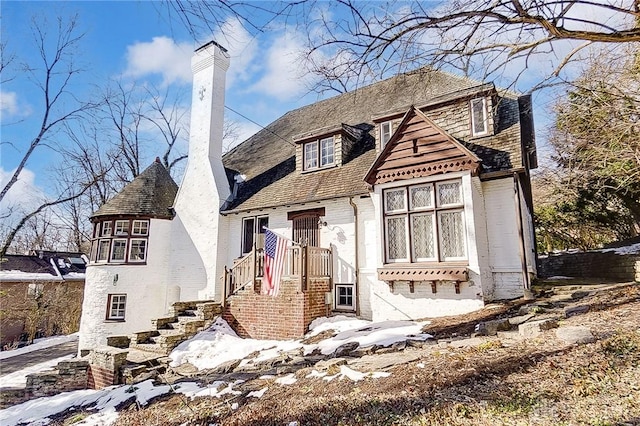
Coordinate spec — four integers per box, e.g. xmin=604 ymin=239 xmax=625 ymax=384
xmin=101 ymin=221 xmax=112 ymax=237
xmin=470 ymin=97 xmax=488 ymax=136
xmin=131 ymin=220 xmax=149 ymax=236
xmin=380 ymin=121 xmax=393 ymax=148
xmin=114 ymin=220 xmax=129 ymax=236
xmin=107 ymin=294 xmax=127 ymax=320
xmin=334 ymin=283 xmax=355 ymax=310
xmin=110 ymin=239 xmax=127 ymax=262
xmin=97 ymin=239 xmax=110 ymax=262
xmin=410 ymin=212 xmax=438 ymax=262
xmin=437 ymin=209 xmax=467 ymax=261
xmin=383 ymin=179 xmax=467 ymax=264
xmin=128 ymin=238 xmax=147 ymax=262
xmin=320 ymin=137 xmax=335 ymax=167
xmin=303 ymin=141 xmax=319 ymax=170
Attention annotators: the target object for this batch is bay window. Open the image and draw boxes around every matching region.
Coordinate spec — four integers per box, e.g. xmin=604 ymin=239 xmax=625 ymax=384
xmin=383 ymin=179 xmax=466 ymax=263
xmin=91 ymin=219 xmax=150 ymax=264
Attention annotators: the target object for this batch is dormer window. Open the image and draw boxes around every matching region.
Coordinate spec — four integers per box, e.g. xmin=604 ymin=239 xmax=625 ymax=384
xmin=303 ymin=137 xmax=334 ymax=171
xmin=470 ymin=98 xmax=488 ymax=136
xmin=380 ymin=121 xmax=392 ymax=147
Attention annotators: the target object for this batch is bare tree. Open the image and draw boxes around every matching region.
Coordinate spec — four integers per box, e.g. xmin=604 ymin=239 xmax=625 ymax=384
xmin=301 ymin=0 xmax=640 ymax=92
xmin=0 ymin=15 xmax=103 ymax=256
xmin=0 ymin=14 xmax=97 ymax=203
xmin=158 ymin=1 xmax=300 ymax=41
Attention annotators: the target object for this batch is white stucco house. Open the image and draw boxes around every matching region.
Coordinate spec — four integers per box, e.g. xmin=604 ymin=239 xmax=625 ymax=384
xmin=79 ymin=40 xmax=537 ymax=350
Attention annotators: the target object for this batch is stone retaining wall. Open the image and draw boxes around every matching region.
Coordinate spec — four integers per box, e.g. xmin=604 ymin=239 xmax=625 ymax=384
xmin=0 ymin=359 xmax=89 ymax=408
xmin=538 ymin=251 xmax=640 ymax=281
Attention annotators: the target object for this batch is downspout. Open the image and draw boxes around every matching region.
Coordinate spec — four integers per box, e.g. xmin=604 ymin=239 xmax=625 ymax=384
xmin=349 ymin=196 xmax=361 ymax=317
xmin=513 ymin=172 xmax=531 ymax=293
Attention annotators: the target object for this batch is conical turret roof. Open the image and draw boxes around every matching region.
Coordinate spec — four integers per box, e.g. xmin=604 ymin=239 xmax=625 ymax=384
xmin=92 ymin=159 xmax=178 ymax=219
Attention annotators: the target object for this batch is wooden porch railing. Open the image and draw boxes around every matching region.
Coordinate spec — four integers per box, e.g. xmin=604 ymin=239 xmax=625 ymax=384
xmin=224 ymin=245 xmax=332 ymax=298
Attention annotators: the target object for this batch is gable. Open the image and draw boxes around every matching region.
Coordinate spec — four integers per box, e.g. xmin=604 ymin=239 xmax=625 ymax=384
xmin=365 ymin=107 xmax=481 ymax=185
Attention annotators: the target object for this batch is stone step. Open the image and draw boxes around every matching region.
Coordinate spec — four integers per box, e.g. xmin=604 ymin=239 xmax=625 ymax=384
xmin=130 ymin=330 xmax=160 ymax=345
xmin=129 ymin=342 xmax=170 ymax=355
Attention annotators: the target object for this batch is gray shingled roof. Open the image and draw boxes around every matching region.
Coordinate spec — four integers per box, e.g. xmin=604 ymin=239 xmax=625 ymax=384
xmin=221 ymin=69 xmax=525 ymax=213
xmin=92 ymin=160 xmax=178 ymax=219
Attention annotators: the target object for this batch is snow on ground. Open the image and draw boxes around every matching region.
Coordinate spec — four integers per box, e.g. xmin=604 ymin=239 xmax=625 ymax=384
xmin=0 ymin=333 xmax=78 ymax=360
xmin=0 ymin=355 xmax=74 ymax=389
xmin=170 ymin=316 xmax=431 ymax=370
xmin=599 ymin=242 xmax=640 ymax=255
xmin=1 ymin=316 xmax=430 ymax=426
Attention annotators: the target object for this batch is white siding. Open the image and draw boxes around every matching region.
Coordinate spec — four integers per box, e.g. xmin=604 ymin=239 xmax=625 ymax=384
xmin=78 ymin=218 xmax=173 ymax=352
xmin=171 ymin=42 xmax=231 ymax=301
xmin=482 ymin=177 xmax=526 ymax=300
xmin=361 ymin=171 xmax=486 ymax=321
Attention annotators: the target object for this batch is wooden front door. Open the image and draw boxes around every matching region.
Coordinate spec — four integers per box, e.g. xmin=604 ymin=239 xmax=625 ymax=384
xmin=288 ymin=207 xmax=325 ymax=246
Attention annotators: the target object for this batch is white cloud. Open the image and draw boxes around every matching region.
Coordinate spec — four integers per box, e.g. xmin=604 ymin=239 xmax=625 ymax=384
xmin=0 ymin=91 xmax=18 ymax=117
xmin=0 ymin=90 xmax=31 ymax=119
xmin=0 ymin=167 xmax=45 ymax=229
xmin=124 ymin=37 xmax=192 ymax=86
xmin=248 ymin=31 xmax=309 ymax=101
xmin=213 ymin=17 xmax=258 ymax=89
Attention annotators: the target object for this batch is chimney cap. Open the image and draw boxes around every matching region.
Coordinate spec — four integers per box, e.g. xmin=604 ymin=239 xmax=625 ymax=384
xmin=195 ymin=40 xmax=228 ymax=54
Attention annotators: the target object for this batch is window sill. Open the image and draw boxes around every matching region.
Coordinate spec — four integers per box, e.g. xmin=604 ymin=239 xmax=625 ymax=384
xmin=301 ymin=164 xmax=337 ymax=174
xmin=104 ymin=319 xmax=125 ymax=323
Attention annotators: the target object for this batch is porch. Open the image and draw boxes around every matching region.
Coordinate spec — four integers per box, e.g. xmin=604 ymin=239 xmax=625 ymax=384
xmin=222 ymin=245 xmax=335 ymax=340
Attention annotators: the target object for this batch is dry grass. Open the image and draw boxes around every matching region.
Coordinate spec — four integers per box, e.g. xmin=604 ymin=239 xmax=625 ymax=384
xmin=56 ymin=285 xmax=640 ymax=426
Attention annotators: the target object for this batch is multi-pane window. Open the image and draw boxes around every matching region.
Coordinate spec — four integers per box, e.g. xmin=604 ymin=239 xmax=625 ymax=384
xmin=383 ymin=179 xmax=466 ymax=263
xmin=380 ymin=121 xmax=393 ymax=147
xmin=470 ymin=97 xmax=488 ymax=136
xmin=91 ymin=219 xmax=150 ymax=264
xmin=101 ymin=222 xmax=112 ymax=237
xmin=335 ymin=284 xmax=355 ymax=310
xmin=107 ymin=294 xmax=126 ymax=320
xmin=304 ymin=142 xmax=318 ymax=170
xmin=303 ymin=137 xmax=334 ymax=171
xmin=114 ymin=220 xmax=129 ymax=236
xmin=97 ymin=240 xmax=110 ymax=262
xmin=111 ymin=239 xmax=127 ymax=262
xmin=129 ymin=239 xmax=147 ymax=262
xmin=320 ymin=137 xmax=334 ymax=166
xmin=132 ymin=220 xmax=149 ymax=236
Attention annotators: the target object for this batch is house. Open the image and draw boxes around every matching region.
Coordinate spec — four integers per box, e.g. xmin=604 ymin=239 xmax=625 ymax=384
xmin=79 ymin=41 xmax=537 ymax=351
xmin=0 ymin=251 xmax=87 ymax=348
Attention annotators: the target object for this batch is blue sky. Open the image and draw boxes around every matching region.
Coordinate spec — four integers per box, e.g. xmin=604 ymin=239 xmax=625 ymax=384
xmin=1 ymin=0 xmax=573 ymax=215
xmin=1 ymin=1 xmax=329 ymax=201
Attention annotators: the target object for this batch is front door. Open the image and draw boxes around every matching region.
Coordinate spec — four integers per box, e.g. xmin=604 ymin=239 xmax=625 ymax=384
xmin=288 ymin=207 xmax=325 ymax=246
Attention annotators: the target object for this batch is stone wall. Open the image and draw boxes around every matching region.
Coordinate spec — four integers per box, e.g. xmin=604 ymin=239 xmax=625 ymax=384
xmin=223 ymin=277 xmax=331 ymax=340
xmin=87 ymin=346 xmax=128 ymax=389
xmin=0 ymin=359 xmax=89 ymax=409
xmin=538 ymin=251 xmax=640 ymax=282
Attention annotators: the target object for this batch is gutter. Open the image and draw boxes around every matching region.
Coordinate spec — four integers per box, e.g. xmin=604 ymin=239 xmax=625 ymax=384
xmin=348 ymin=196 xmax=361 ymax=317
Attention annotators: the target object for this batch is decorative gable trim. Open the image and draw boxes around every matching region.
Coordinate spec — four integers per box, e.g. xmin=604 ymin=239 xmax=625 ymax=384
xmin=364 ymin=106 xmax=481 ymax=185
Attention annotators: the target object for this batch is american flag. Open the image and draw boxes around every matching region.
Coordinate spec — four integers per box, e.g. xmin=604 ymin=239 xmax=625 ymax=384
xmin=263 ymin=228 xmax=287 ymax=296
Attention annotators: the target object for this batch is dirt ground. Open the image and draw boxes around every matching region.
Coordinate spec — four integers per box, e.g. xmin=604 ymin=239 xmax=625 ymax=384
xmin=55 ymin=282 xmax=640 ymax=426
